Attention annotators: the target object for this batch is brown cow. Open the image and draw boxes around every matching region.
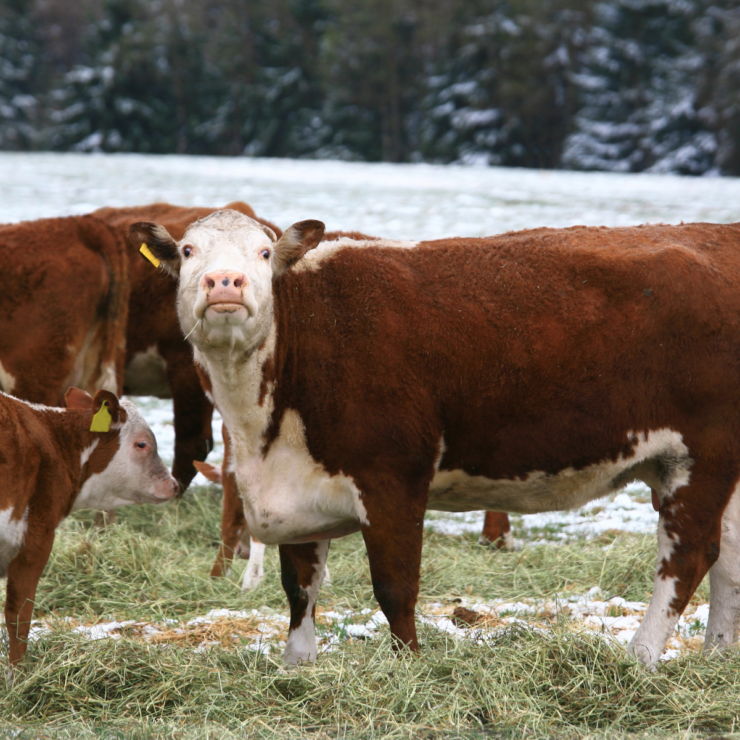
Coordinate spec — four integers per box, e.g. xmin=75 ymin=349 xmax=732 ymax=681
xmin=134 ymin=213 xmax=740 ymax=668
xmin=92 ymin=202 xmax=281 ymax=491
xmin=0 ymin=388 xmax=178 ymax=670
xmin=0 ymin=216 xmax=129 ymax=404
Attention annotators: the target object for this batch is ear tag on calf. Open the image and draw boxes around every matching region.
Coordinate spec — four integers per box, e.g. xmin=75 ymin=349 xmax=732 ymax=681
xmin=140 ymin=243 xmax=161 ymax=268
xmin=90 ymin=401 xmax=112 ymax=433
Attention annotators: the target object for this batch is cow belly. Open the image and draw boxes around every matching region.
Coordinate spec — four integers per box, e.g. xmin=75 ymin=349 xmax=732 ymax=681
xmin=124 ymin=346 xmax=171 ymax=398
xmin=0 ymin=507 xmax=28 ymax=578
xmin=428 ymin=428 xmax=689 ymax=514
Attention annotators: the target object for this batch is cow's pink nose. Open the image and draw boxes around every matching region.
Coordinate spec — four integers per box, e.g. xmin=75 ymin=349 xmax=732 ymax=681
xmin=202 ymin=271 xmax=247 ymax=304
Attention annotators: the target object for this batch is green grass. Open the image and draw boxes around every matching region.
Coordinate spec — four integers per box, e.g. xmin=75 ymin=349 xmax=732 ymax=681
xmin=0 ymin=486 xmax=726 ymax=739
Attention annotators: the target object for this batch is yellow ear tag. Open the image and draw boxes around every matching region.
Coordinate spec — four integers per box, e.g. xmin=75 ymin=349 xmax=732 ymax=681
xmin=140 ymin=243 xmax=161 ymax=268
xmin=90 ymin=401 xmax=112 ymax=433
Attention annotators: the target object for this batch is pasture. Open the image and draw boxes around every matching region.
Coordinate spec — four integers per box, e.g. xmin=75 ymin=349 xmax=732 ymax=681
xmin=2 ymin=153 xmax=740 ymax=738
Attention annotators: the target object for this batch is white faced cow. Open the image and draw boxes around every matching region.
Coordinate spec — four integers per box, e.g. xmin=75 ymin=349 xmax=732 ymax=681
xmin=133 ymin=210 xmax=740 ymax=668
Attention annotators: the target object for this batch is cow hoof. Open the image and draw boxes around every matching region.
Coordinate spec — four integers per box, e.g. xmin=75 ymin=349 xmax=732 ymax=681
xmin=6 ymin=668 xmax=14 ymax=687
xmin=627 ymin=641 xmax=658 ymax=670
xmin=478 ymin=531 xmax=516 ymax=551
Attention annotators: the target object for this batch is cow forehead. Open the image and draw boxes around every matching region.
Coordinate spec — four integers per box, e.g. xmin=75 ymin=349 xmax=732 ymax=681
xmin=181 ymin=211 xmax=271 ymax=254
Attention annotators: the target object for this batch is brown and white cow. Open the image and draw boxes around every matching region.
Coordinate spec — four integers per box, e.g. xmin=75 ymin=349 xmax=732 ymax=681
xmin=0 ymin=388 xmax=178 ymax=669
xmin=93 ymin=202 xmax=281 ymax=491
xmin=132 ymin=212 xmax=740 ymax=668
xmin=0 ymin=216 xmax=129 ymax=405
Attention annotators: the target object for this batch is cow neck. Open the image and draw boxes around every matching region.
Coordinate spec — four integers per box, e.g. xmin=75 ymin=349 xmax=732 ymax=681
xmin=194 ymin=322 xmax=277 ymax=454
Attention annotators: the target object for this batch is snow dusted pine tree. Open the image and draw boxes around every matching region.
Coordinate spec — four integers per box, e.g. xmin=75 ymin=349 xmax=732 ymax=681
xmin=0 ymin=0 xmax=42 ymax=149
xmin=562 ymin=0 xmax=718 ymax=175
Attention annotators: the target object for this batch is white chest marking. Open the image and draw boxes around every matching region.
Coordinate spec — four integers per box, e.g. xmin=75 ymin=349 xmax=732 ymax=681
xmin=429 ymin=429 xmax=691 ymax=514
xmin=0 ymin=506 xmax=28 ymax=577
xmin=0 ymin=360 xmax=16 ymax=394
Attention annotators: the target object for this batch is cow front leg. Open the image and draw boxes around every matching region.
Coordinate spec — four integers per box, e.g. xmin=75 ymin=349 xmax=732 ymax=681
xmin=361 ymin=496 xmax=426 ymax=652
xmin=5 ymin=532 xmax=55 ymax=670
xmin=705 ymin=484 xmax=740 ymax=653
xmin=479 ymin=512 xmax=514 ymax=550
xmin=280 ymin=541 xmax=329 ymax=664
xmin=629 ymin=470 xmax=731 ymax=667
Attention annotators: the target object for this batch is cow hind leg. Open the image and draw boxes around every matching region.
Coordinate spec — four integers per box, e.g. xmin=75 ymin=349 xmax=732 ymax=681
xmin=280 ymin=541 xmax=329 ymax=665
xmin=629 ymin=467 xmax=734 ymax=667
xmin=479 ymin=512 xmax=514 ymax=550
xmin=705 ymin=484 xmax=740 ymax=653
xmin=210 ymin=468 xmax=247 ymax=578
xmin=241 ymin=539 xmax=266 ymax=590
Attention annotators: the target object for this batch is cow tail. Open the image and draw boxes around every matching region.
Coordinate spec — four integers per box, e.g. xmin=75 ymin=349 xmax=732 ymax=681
xmin=75 ymin=215 xmax=131 ymax=395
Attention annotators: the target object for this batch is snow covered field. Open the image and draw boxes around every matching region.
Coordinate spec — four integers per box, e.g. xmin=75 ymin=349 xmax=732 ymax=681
xmin=5 ymin=152 xmax=739 ymax=542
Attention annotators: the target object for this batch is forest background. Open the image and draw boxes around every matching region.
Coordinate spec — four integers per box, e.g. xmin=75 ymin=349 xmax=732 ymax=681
xmin=1 ymin=0 xmax=739 ymax=176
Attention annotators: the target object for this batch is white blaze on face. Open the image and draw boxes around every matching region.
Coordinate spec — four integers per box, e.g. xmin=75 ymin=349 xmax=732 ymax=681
xmin=0 ymin=360 xmax=16 ymax=394
xmin=175 ymin=211 xmax=277 ymax=351
xmin=74 ymin=400 xmax=177 ymax=510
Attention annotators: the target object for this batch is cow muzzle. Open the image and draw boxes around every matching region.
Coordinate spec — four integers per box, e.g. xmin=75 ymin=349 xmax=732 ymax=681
xmin=202 ymin=271 xmax=249 ymax=313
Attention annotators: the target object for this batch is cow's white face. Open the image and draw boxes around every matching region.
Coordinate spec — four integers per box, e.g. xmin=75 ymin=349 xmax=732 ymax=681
xmin=130 ymin=210 xmax=324 ymax=353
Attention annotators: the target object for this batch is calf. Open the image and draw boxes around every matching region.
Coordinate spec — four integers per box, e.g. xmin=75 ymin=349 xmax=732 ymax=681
xmin=93 ymin=202 xmax=281 ymax=491
xmin=132 ymin=213 xmax=740 ymax=668
xmin=1 ymin=388 xmax=178 ymax=667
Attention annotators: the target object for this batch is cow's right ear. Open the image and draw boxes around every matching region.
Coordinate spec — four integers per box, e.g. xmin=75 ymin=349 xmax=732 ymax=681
xmin=65 ymin=387 xmax=93 ymax=410
xmin=128 ymin=222 xmax=181 ymax=277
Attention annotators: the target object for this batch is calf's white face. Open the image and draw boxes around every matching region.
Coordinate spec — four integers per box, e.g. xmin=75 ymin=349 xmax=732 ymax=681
xmin=130 ymin=210 xmax=324 ymax=352
xmin=74 ymin=399 xmax=178 ymax=511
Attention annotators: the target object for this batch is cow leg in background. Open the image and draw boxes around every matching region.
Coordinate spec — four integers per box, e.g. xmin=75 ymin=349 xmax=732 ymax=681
xmin=705 ymin=484 xmax=740 ymax=653
xmin=5 ymin=531 xmax=55 ymax=668
xmin=241 ymin=540 xmax=266 ymax=590
xmin=280 ymin=541 xmax=330 ymax=664
xmin=628 ymin=465 xmax=735 ymax=667
xmin=210 ymin=464 xmax=248 ymax=578
xmin=479 ymin=512 xmax=514 ymax=550
xmin=167 ymin=358 xmax=214 ymax=491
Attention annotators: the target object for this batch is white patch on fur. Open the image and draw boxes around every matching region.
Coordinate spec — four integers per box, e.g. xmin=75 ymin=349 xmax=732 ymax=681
xmin=291 ymin=237 xmax=419 ymax=274
xmin=80 ymin=440 xmax=99 ymax=468
xmin=705 ymin=482 xmax=740 ymax=653
xmin=434 ymin=436 xmax=446 ymax=473
xmin=283 ymin=540 xmax=329 ymax=665
xmin=96 ymin=361 xmax=118 ymax=394
xmin=124 ymin=345 xmax=170 ymax=398
xmin=62 ymin=323 xmax=105 ymax=393
xmin=0 ymin=506 xmax=28 ymax=577
xmin=428 ymin=429 xmax=691 ymax=514
xmin=241 ymin=539 xmax=266 ymax=590
xmin=0 ymin=360 xmax=16 ymax=394
xmin=628 ymin=517 xmax=681 ymax=666
xmin=0 ymin=391 xmax=64 ymax=413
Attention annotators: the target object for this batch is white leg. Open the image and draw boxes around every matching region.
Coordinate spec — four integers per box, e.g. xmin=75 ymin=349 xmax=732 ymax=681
xmin=284 ymin=540 xmax=329 ymax=665
xmin=628 ymin=518 xmax=681 ymax=667
xmin=323 ymin=563 xmax=331 ymax=586
xmin=706 ymin=485 xmax=740 ymax=653
xmin=240 ymin=539 xmax=266 ymax=590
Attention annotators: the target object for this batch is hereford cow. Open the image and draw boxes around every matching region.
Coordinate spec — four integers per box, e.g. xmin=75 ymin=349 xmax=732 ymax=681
xmin=132 ymin=213 xmax=740 ymax=668
xmin=93 ymin=202 xmax=281 ymax=491
xmin=1 ymin=388 xmax=178 ymax=669
xmin=0 ymin=216 xmax=129 ymax=405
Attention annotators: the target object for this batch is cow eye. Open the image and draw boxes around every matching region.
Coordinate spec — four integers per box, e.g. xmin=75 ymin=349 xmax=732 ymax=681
xmin=183 ymin=246 xmax=194 ymax=258
xmin=260 ymin=248 xmax=270 ymax=260
xmin=135 ymin=441 xmax=148 ymax=450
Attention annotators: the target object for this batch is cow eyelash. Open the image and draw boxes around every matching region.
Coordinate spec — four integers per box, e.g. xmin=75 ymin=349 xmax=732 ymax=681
xmin=261 ymin=248 xmax=270 ymax=260
xmin=183 ymin=245 xmax=194 ymax=258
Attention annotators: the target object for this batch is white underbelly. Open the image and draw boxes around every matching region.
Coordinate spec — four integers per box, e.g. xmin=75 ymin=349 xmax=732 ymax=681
xmin=429 ymin=428 xmax=690 ymax=514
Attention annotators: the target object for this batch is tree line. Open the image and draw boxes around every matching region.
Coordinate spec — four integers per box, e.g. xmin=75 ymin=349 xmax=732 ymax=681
xmin=2 ymin=0 xmax=739 ymax=175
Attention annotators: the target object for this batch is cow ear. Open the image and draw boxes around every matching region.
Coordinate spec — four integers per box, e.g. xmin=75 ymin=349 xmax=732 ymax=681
xmin=91 ymin=390 xmax=123 ymax=428
xmin=65 ymin=387 xmax=93 ymax=410
xmin=273 ymin=219 xmax=325 ymax=276
xmin=128 ymin=222 xmax=181 ymax=276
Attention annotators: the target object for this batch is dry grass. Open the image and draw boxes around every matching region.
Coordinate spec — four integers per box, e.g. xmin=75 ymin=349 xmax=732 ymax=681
xmin=0 ymin=486 xmax=731 ymax=739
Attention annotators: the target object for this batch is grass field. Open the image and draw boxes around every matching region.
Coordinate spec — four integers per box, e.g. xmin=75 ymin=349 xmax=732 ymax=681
xmin=0 ymin=486 xmax=737 ymax=740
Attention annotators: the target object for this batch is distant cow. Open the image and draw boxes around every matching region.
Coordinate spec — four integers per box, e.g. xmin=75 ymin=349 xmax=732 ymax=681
xmin=0 ymin=216 xmax=129 ymax=404
xmin=0 ymin=388 xmax=178 ymax=668
xmin=93 ymin=202 xmax=281 ymax=491
xmin=132 ymin=214 xmax=740 ymax=668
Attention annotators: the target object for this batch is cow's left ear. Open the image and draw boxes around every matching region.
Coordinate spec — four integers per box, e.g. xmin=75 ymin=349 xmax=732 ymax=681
xmin=90 ymin=390 xmax=123 ymax=431
xmin=273 ymin=220 xmax=325 ymax=276
xmin=128 ymin=222 xmax=181 ymax=277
